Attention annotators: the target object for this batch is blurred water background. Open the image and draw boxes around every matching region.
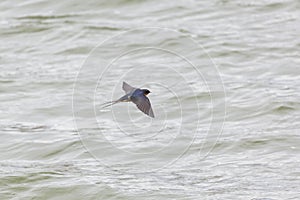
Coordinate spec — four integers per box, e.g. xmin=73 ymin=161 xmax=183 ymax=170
xmin=0 ymin=0 xmax=299 ymax=199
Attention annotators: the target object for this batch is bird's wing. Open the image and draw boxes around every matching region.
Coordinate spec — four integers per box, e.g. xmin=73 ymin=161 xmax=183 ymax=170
xmin=122 ymin=82 xmax=136 ymax=94
xmin=133 ymin=95 xmax=154 ymax=118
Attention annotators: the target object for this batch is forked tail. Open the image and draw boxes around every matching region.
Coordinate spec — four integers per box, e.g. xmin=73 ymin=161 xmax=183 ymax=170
xmin=100 ymin=101 xmax=119 ymax=108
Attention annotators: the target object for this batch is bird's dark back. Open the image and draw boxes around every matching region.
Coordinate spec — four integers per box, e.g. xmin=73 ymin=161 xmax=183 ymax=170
xmin=131 ymin=89 xmax=144 ymax=98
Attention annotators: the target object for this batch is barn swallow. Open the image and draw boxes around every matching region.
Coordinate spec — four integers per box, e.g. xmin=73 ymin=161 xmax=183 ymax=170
xmin=101 ymin=82 xmax=154 ymax=118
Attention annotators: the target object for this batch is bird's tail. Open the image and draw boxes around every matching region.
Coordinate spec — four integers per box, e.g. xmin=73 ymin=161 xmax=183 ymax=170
xmin=100 ymin=100 xmax=119 ymax=108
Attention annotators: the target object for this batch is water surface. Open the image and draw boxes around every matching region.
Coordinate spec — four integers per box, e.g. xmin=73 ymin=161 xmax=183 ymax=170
xmin=1 ymin=0 xmax=299 ymax=199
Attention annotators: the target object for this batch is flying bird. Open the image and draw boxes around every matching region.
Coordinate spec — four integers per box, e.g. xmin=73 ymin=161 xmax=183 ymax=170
xmin=101 ymin=82 xmax=154 ymax=118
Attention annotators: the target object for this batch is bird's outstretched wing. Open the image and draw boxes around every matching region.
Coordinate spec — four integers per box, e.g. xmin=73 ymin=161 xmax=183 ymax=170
xmin=133 ymin=95 xmax=154 ymax=118
xmin=122 ymin=82 xmax=136 ymax=94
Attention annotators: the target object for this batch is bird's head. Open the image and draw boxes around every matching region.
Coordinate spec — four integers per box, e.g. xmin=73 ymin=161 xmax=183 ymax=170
xmin=143 ymin=89 xmax=151 ymax=96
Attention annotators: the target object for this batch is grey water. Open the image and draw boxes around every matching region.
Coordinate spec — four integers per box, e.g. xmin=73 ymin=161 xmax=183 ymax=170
xmin=1 ymin=0 xmax=300 ymax=199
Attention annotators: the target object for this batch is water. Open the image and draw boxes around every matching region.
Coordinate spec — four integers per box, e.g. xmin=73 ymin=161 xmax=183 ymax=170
xmin=1 ymin=0 xmax=299 ymax=199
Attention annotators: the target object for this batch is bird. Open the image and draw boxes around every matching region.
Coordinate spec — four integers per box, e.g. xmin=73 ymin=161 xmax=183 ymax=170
xmin=101 ymin=82 xmax=155 ymax=118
